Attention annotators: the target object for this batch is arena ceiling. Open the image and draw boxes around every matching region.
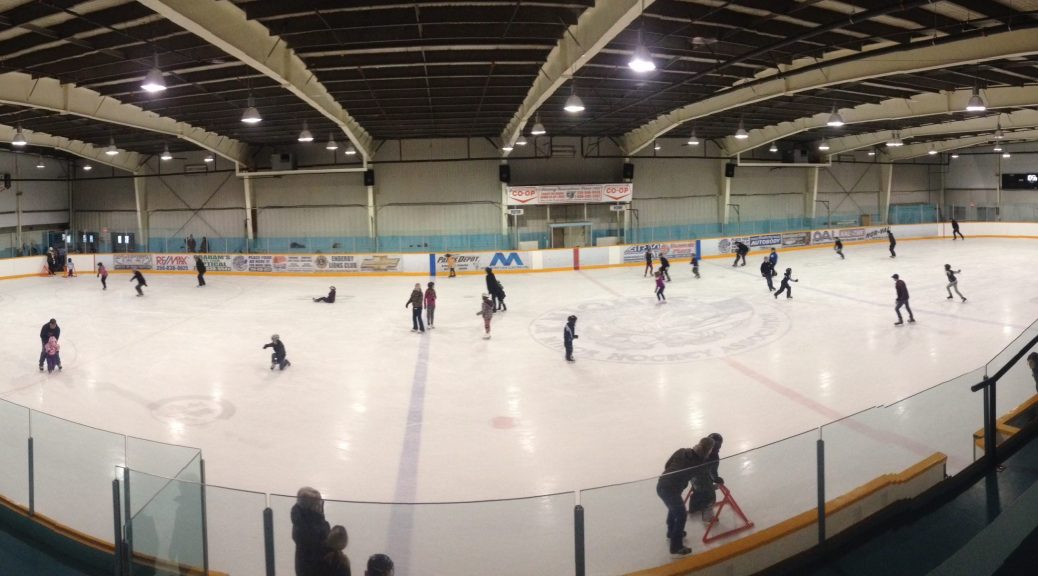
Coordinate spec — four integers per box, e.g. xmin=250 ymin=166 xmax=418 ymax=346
xmin=1 ymin=0 xmax=1038 ymax=168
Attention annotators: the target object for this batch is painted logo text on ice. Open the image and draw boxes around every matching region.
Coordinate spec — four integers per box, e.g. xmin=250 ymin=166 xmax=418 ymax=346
xmin=529 ymin=296 xmax=790 ymax=364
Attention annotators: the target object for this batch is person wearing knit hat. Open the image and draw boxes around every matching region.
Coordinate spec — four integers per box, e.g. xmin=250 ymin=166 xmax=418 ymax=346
xmin=689 ymin=433 xmax=725 ymax=521
xmin=291 ymin=486 xmax=329 ymax=576
xmin=476 ymin=293 xmax=495 ymax=339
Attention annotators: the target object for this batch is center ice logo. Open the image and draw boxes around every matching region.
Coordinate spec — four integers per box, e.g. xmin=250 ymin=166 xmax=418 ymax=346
xmin=529 ymin=297 xmax=790 ymax=364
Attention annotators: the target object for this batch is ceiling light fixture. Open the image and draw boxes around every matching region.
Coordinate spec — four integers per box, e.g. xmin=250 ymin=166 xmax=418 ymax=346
xmin=734 ymin=121 xmax=749 ymax=140
xmin=965 ymin=87 xmax=986 ymax=112
xmin=1002 ymin=152 xmax=1011 ymax=158
xmin=530 ymin=114 xmax=546 ymax=136
xmin=344 ymin=143 xmax=357 ymax=156
xmin=502 ymin=144 xmax=514 ymax=152
xmin=204 ymin=154 xmax=215 ymax=163
xmin=886 ymin=131 xmax=904 ymax=147
xmin=516 ymin=135 xmax=528 ymax=146
xmin=140 ymin=54 xmax=166 ymax=93
xmin=563 ymin=85 xmax=585 ymax=113
xmin=951 ymin=153 xmax=959 ymax=159
xmin=628 ymin=31 xmax=656 ymax=73
xmin=993 ymin=144 xmax=1003 ymax=152
xmin=769 ymin=143 xmax=778 ymax=153
xmin=12 ymin=126 xmax=27 ymax=147
xmin=867 ymin=150 xmax=876 ymax=156
xmin=160 ymin=145 xmax=173 ymax=161
xmin=687 ymin=130 xmax=700 ymax=146
xmin=298 ymin=121 xmax=314 ymax=143
xmin=325 ymin=134 xmax=339 ymax=150
xmin=826 ymin=108 xmax=845 ymax=127
xmin=818 ymin=141 xmax=830 ymax=151
xmin=104 ymin=137 xmax=119 ymax=156
xmin=83 ymin=164 xmax=92 ymax=171
xmin=928 ymin=149 xmax=938 ymax=155
xmin=36 ymin=156 xmax=45 ymax=169
xmin=241 ymin=93 xmax=262 ymax=124
xmin=654 ymin=141 xmax=662 ymax=151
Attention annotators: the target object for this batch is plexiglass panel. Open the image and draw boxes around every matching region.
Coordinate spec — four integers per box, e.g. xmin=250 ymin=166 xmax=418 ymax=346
xmin=127 ymin=469 xmax=205 ymax=575
xmin=0 ymin=399 xmax=30 ymax=506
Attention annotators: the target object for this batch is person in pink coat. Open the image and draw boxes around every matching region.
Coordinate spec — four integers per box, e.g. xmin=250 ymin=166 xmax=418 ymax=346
xmin=45 ymin=336 xmax=62 ymax=373
xmin=655 ymin=270 xmax=667 ymax=303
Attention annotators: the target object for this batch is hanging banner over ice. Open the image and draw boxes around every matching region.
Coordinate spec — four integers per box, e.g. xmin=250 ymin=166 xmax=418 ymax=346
xmin=506 ymin=183 xmax=633 ymax=205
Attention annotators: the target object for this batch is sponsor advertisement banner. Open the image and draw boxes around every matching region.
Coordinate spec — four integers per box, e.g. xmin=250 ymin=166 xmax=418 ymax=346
xmin=506 ymin=183 xmax=632 ymax=205
xmin=246 ymin=255 xmax=272 ymax=272
xmin=717 ymin=234 xmax=782 ymax=254
xmin=154 ymin=254 xmax=195 ymax=271
xmin=114 ymin=254 xmax=153 ymax=270
xmin=198 ymin=254 xmax=235 ymax=272
xmin=435 ymin=251 xmax=530 ymax=272
xmin=781 ymin=231 xmax=811 ymax=248
xmin=272 ymin=255 xmax=315 ymax=273
xmin=622 ymin=241 xmax=696 ymax=263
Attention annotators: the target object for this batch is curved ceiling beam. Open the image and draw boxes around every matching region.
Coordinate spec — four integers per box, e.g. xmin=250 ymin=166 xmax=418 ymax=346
xmin=821 ymin=108 xmax=1038 ymax=156
xmin=623 ymin=27 xmax=1038 ymax=156
xmin=884 ymin=130 xmax=1038 ymax=161
xmin=138 ymin=0 xmax=375 ymax=162
xmin=0 ymin=124 xmax=142 ymax=172
xmin=0 ymin=71 xmax=249 ymax=166
xmin=723 ymin=86 xmax=1038 ymax=156
xmin=500 ymin=0 xmax=655 ymax=155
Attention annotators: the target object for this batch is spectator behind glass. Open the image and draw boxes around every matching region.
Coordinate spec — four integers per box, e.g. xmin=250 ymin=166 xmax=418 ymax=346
xmin=365 ymin=553 xmax=394 ymax=576
xmin=292 ymin=486 xmax=330 ymax=576
xmin=316 ymin=525 xmax=350 ymax=576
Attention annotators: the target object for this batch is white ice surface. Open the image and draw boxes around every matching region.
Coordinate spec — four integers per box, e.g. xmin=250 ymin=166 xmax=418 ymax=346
xmin=2 ymin=239 xmax=1038 ymax=575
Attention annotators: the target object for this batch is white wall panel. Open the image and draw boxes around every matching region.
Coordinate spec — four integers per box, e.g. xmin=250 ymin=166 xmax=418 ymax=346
xmin=74 ymin=210 xmax=139 ymax=233
xmin=258 ymin=207 xmax=368 ymax=237
xmin=378 ymin=203 xmax=500 ymax=235
xmin=149 ymin=209 xmax=246 ymax=239
xmin=147 ymin=172 xmax=243 ymax=210
xmin=73 ymin=177 xmax=135 ymax=211
xmin=378 ymin=160 xmax=498 ymax=203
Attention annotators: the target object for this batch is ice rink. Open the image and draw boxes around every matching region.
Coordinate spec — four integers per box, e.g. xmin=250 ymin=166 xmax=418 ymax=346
xmin=2 ymin=238 xmax=1038 ymax=505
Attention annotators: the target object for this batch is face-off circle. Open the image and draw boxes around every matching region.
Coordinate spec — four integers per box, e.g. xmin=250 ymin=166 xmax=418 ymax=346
xmin=149 ymin=396 xmax=236 ymax=426
xmin=529 ymin=296 xmax=791 ymax=364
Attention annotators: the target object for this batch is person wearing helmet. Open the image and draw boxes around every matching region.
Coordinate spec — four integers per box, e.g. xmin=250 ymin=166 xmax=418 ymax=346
xmin=313 ymin=286 xmax=336 ymax=303
xmin=564 ymin=315 xmax=579 ymax=362
xmin=944 ymin=264 xmax=966 ymax=302
xmin=689 ymin=433 xmax=725 ymax=521
xmin=773 ymin=267 xmax=798 ymax=299
xmin=263 ymin=334 xmax=291 ymax=370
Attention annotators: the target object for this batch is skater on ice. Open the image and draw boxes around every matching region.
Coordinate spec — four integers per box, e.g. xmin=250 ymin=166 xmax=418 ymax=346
xmin=655 ymin=270 xmax=667 ymax=303
xmin=767 ymin=248 xmax=778 ymax=273
xmin=405 ymin=283 xmax=425 ymax=333
xmin=44 ymin=336 xmax=62 ymax=373
xmin=130 ymin=268 xmax=148 ymax=297
xmin=1028 ymin=352 xmax=1038 ymax=391
xmin=732 ymin=241 xmax=748 ymax=267
xmin=774 ymin=268 xmax=798 ymax=299
xmin=760 ymin=257 xmax=775 ymax=292
xmin=656 ymin=435 xmax=715 ymax=557
xmin=263 ymin=334 xmax=291 ymax=370
xmin=643 ymin=248 xmax=654 ymax=277
xmin=38 ymin=318 xmax=60 ymax=371
xmin=313 ymin=286 xmax=336 ymax=303
xmin=888 ymin=230 xmax=897 ymax=258
xmin=65 ymin=258 xmax=76 ymax=278
xmin=424 ymin=281 xmax=437 ymax=329
xmin=834 ymin=237 xmax=844 ymax=259
xmin=688 ymin=432 xmax=724 ymax=521
xmin=485 ymin=268 xmax=506 ymax=311
xmin=659 ymin=254 xmax=671 ymax=282
xmin=564 ymin=315 xmax=578 ymax=362
xmin=951 ymin=218 xmax=964 ymax=240
xmin=944 ymin=264 xmax=966 ymax=302
xmin=892 ymin=274 xmax=915 ymax=325
xmin=476 ymin=293 xmax=494 ymax=339
xmin=690 ymin=255 xmax=700 ymax=279
xmin=195 ymin=256 xmax=206 ymax=287
xmin=96 ymin=262 xmax=108 ymax=290
xmin=446 ymin=253 xmax=457 ymax=278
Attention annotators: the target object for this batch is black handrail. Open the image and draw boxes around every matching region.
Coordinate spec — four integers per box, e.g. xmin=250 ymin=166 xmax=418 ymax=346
xmin=971 ymin=333 xmax=1038 ymax=392
xmin=970 ymin=333 xmax=1038 ymax=465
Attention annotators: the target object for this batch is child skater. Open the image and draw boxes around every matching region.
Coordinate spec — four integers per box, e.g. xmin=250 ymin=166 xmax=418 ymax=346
xmin=65 ymin=258 xmax=76 ymax=278
xmin=263 ymin=334 xmax=291 ymax=370
xmin=424 ymin=282 xmax=437 ymax=329
xmin=476 ymin=293 xmax=495 ymax=339
xmin=834 ymin=237 xmax=844 ymax=259
xmin=944 ymin=264 xmax=966 ymax=302
xmin=643 ymin=248 xmax=654 ymax=277
xmin=655 ymin=270 xmax=667 ymax=303
xmin=690 ymin=255 xmax=700 ymax=279
xmin=446 ymin=254 xmax=457 ymax=278
xmin=313 ymin=286 xmax=336 ymax=303
xmin=659 ymin=254 xmax=671 ymax=282
xmin=774 ymin=267 xmax=798 ymax=299
xmin=44 ymin=336 xmax=62 ymax=373
xmin=130 ymin=268 xmax=148 ymax=297
xmin=97 ymin=263 xmax=108 ymax=290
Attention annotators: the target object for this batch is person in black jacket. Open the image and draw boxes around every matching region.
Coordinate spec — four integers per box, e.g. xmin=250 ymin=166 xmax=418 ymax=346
xmin=564 ymin=315 xmax=578 ymax=362
xmin=892 ymin=274 xmax=915 ymax=325
xmin=732 ymin=241 xmax=748 ymax=267
xmin=689 ymin=433 xmax=724 ymax=521
xmin=485 ymin=268 xmax=506 ymax=311
xmin=291 ymin=486 xmax=330 ymax=576
xmin=774 ymin=268 xmax=798 ymax=299
xmin=834 ymin=237 xmax=844 ymax=259
xmin=888 ymin=230 xmax=897 ymax=258
xmin=314 ymin=286 xmax=337 ymax=303
xmin=643 ymin=248 xmax=654 ymax=277
xmin=195 ymin=256 xmax=206 ymax=287
xmin=46 ymin=249 xmax=57 ymax=275
xmin=130 ymin=268 xmax=148 ymax=296
xmin=659 ymin=255 xmax=671 ymax=282
xmin=656 ymin=436 xmax=715 ymax=557
xmin=951 ymin=218 xmax=965 ymax=240
xmin=760 ymin=258 xmax=775 ymax=292
xmin=264 ymin=334 xmax=291 ymax=370
xmin=315 ymin=525 xmax=351 ymax=576
xmin=1028 ymin=352 xmax=1038 ymax=393
xmin=38 ymin=318 xmax=60 ymax=371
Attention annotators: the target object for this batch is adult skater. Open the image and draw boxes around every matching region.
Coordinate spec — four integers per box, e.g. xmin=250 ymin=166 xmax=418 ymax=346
xmin=773 ymin=267 xmax=798 ymax=299
xmin=97 ymin=262 xmax=108 ymax=290
xmin=186 ymin=234 xmax=197 ymax=253
xmin=690 ymin=255 xmax=700 ymax=279
xmin=195 ymin=256 xmax=206 ymax=287
xmin=424 ymin=281 xmax=437 ymax=329
xmin=313 ymin=286 xmax=336 ymax=303
xmin=365 ymin=554 xmax=394 ymax=576
xmin=768 ymin=248 xmax=778 ymax=274
xmin=892 ymin=274 xmax=915 ymax=325
xmin=944 ymin=264 xmax=966 ymax=302
xmin=659 ymin=254 xmax=671 ymax=282
xmin=446 ymin=253 xmax=457 ymax=278
xmin=656 ymin=436 xmax=715 ymax=557
xmin=38 ymin=318 xmax=60 ymax=371
xmin=44 ymin=336 xmax=62 ymax=373
xmin=291 ymin=486 xmax=329 ymax=576
xmin=65 ymin=257 xmax=76 ymax=278
xmin=760 ymin=258 xmax=775 ymax=292
xmin=1028 ymin=352 xmax=1038 ymax=392
xmin=405 ymin=283 xmax=425 ymax=333
xmin=46 ymin=248 xmax=56 ymax=275
xmin=643 ymin=248 xmax=654 ymax=277
xmin=834 ymin=237 xmax=845 ymax=259
xmin=476 ymin=293 xmax=494 ymax=339
xmin=888 ymin=230 xmax=897 ymax=258
xmin=564 ymin=315 xmax=578 ymax=362
xmin=689 ymin=432 xmax=724 ymax=521
xmin=263 ymin=334 xmax=291 ymax=370
xmin=732 ymin=241 xmax=748 ymax=267
xmin=485 ymin=268 xmax=506 ymax=311
xmin=130 ymin=268 xmax=148 ymax=297
xmin=655 ymin=270 xmax=666 ymax=303
xmin=951 ymin=218 xmax=964 ymax=240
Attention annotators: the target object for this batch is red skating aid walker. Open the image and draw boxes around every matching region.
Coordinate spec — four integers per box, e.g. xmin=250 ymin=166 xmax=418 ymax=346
xmin=685 ymin=484 xmax=755 ymax=543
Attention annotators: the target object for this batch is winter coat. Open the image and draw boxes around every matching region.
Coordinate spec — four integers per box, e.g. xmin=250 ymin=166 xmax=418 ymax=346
xmin=424 ymin=287 xmax=437 ymax=308
xmin=40 ymin=322 xmax=60 ymax=345
xmin=895 ymin=279 xmax=909 ymax=301
xmin=834 ymin=239 xmax=843 ymax=250
xmin=945 ymin=269 xmax=959 ymax=283
xmin=98 ymin=265 xmax=108 ymax=278
xmin=657 ymin=448 xmax=707 ymax=493
xmin=760 ymin=261 xmax=772 ymax=277
xmin=485 ymin=272 xmax=504 ymax=297
xmin=768 ymin=252 xmax=778 ymax=266
xmin=324 ymin=288 xmax=336 ymax=303
xmin=264 ymin=340 xmax=286 ymax=357
xmin=406 ymin=289 xmax=423 ymax=309
xmin=131 ymin=271 xmax=147 ymax=286
xmin=196 ymin=259 xmax=206 ymax=273
xmin=45 ymin=337 xmax=59 ymax=356
xmin=644 ymin=251 xmax=653 ymax=263
xmin=479 ymin=300 xmax=494 ymax=319
xmin=314 ymin=551 xmax=351 ymax=576
xmin=564 ymin=322 xmax=577 ymax=345
xmin=888 ymin=232 xmax=896 ymax=247
xmin=659 ymin=256 xmax=670 ymax=269
xmin=446 ymin=255 xmax=457 ymax=268
xmin=291 ymin=504 xmax=330 ymax=576
xmin=655 ymin=275 xmax=665 ymax=289
xmin=735 ymin=242 xmax=749 ymax=255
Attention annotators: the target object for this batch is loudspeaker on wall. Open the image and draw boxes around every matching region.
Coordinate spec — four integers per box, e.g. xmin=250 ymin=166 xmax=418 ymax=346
xmin=622 ymin=162 xmax=635 ymax=180
xmin=499 ymin=164 xmax=511 ymax=183
xmin=364 ymin=169 xmax=375 ymax=187
xmin=724 ymin=163 xmax=737 ymax=178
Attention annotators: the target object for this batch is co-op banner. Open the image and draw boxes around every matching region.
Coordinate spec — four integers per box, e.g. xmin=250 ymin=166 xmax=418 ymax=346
xmin=506 ymin=183 xmax=633 ymax=205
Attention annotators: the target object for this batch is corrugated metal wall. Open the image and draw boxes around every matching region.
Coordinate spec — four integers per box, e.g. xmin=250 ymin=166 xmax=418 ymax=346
xmin=254 ymin=172 xmax=368 ymax=237
xmin=376 ymin=160 xmax=499 ymax=235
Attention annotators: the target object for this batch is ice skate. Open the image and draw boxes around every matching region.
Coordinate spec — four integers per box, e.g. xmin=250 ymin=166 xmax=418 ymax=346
xmin=961 ymin=297 xmax=967 ymax=302
xmin=947 ymin=295 xmax=953 ymax=299
xmin=38 ymin=365 xmax=43 ymax=371
xmin=482 ymin=333 xmax=491 ymax=339
xmin=908 ymin=318 xmax=916 ymax=323
xmin=58 ymin=365 xmax=62 ymax=371
xmin=670 ymin=546 xmax=691 ymax=558
xmin=270 ymin=363 xmax=276 ymax=370
xmin=894 ymin=320 xmax=904 ymax=325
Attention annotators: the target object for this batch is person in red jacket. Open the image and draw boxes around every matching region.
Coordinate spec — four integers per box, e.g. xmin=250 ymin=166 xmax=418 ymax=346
xmin=892 ymin=274 xmax=915 ymax=325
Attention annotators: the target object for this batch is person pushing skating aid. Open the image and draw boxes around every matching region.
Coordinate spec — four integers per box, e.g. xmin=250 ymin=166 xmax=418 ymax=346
xmin=657 ymin=436 xmax=715 ymax=557
xmin=263 ymin=334 xmax=291 ymax=370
